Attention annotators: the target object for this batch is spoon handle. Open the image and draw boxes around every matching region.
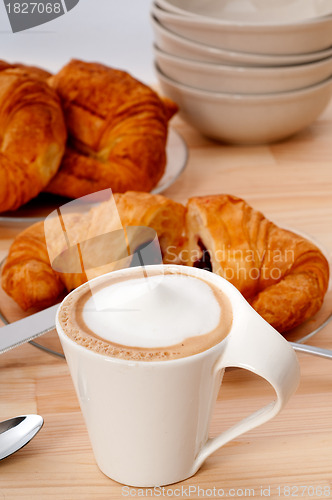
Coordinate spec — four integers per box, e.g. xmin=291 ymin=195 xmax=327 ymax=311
xmin=290 ymin=342 xmax=332 ymax=360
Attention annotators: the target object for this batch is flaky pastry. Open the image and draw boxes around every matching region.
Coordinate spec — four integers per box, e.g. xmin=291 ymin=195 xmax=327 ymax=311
xmin=0 ymin=68 xmax=67 ymax=212
xmin=0 ymin=60 xmax=51 ymax=80
xmin=1 ymin=192 xmax=186 ymax=310
xmin=185 ymin=194 xmax=329 ymax=332
xmin=44 ymin=60 xmax=177 ymax=197
xmin=1 ymin=222 xmax=65 ymax=310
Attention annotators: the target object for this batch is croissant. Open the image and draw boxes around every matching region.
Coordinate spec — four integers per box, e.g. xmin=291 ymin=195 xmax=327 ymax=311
xmin=100 ymin=191 xmax=186 ymax=264
xmin=12 ymin=63 xmax=51 ymax=81
xmin=185 ymin=194 xmax=330 ymax=332
xmin=0 ymin=60 xmax=51 ymax=80
xmin=0 ymin=68 xmax=67 ymax=212
xmin=44 ymin=60 xmax=177 ymax=198
xmin=1 ymin=221 xmax=65 ymax=310
xmin=0 ymin=60 xmax=11 ymax=71
xmin=1 ymin=192 xmax=186 ymax=310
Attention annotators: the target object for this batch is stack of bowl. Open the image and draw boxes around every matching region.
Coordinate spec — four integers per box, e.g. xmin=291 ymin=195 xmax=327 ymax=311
xmin=151 ymin=0 xmax=332 ymax=144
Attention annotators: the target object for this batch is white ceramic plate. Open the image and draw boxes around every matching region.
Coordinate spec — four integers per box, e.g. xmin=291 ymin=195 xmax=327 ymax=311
xmin=156 ymin=0 xmax=332 ymax=26
xmin=154 ymin=46 xmax=332 ymax=94
xmin=152 ymin=3 xmax=332 ymax=55
xmin=152 ymin=16 xmax=332 ymax=66
xmin=0 ymin=128 xmax=188 ymax=226
xmin=157 ymin=66 xmax=332 ymax=145
xmin=152 ymin=127 xmax=188 ymax=194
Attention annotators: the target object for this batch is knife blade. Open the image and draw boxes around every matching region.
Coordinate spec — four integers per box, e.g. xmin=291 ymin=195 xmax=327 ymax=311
xmin=0 ymin=303 xmax=60 ymax=354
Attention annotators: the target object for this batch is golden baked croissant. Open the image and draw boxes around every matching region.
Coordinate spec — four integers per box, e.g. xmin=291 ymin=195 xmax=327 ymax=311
xmin=0 ymin=60 xmax=51 ymax=80
xmin=1 ymin=192 xmax=186 ymax=310
xmin=13 ymin=63 xmax=51 ymax=81
xmin=0 ymin=68 xmax=67 ymax=212
xmin=185 ymin=194 xmax=330 ymax=332
xmin=100 ymin=191 xmax=186 ymax=264
xmin=44 ymin=60 xmax=177 ymax=198
xmin=0 ymin=60 xmax=11 ymax=71
xmin=1 ymin=221 xmax=65 ymax=310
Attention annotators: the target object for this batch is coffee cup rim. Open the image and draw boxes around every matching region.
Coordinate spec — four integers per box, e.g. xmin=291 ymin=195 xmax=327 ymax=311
xmin=56 ymin=264 xmax=251 ymax=365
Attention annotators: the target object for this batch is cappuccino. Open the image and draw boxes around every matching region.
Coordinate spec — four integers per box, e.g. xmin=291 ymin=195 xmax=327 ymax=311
xmin=58 ymin=268 xmax=232 ymax=361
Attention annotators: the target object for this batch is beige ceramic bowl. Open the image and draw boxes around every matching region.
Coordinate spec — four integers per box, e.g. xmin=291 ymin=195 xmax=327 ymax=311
xmin=156 ymin=0 xmax=332 ymax=25
xmin=154 ymin=46 xmax=332 ymax=94
xmin=152 ymin=3 xmax=332 ymax=56
xmin=151 ymin=16 xmax=332 ymax=67
xmin=156 ymin=66 xmax=332 ymax=144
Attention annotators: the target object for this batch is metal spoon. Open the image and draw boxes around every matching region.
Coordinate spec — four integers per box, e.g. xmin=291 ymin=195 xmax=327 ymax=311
xmin=291 ymin=342 xmax=332 ymax=360
xmin=0 ymin=414 xmax=43 ymax=460
xmin=288 ymin=310 xmax=332 ymax=360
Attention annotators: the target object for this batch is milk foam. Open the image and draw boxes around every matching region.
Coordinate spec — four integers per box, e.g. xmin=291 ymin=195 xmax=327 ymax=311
xmin=82 ymin=274 xmax=221 ymax=348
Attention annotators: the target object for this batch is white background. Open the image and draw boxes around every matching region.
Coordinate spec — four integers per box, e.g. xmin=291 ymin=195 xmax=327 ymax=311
xmin=0 ymin=0 xmax=156 ymax=83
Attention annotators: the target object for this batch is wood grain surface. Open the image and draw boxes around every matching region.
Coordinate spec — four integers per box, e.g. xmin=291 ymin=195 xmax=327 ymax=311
xmin=0 ymin=102 xmax=332 ymax=500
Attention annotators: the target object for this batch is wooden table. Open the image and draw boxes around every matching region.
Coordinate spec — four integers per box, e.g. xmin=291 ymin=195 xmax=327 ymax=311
xmin=0 ymin=104 xmax=332 ymax=500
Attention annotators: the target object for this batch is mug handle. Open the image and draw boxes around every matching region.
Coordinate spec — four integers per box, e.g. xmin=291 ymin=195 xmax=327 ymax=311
xmin=192 ymin=305 xmax=301 ymax=473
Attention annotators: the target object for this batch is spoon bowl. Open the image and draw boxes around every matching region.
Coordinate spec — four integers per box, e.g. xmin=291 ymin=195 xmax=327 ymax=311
xmin=0 ymin=414 xmax=43 ymax=460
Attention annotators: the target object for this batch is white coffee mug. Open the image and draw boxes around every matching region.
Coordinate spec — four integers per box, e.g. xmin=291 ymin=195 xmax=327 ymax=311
xmin=56 ymin=264 xmax=300 ymax=487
